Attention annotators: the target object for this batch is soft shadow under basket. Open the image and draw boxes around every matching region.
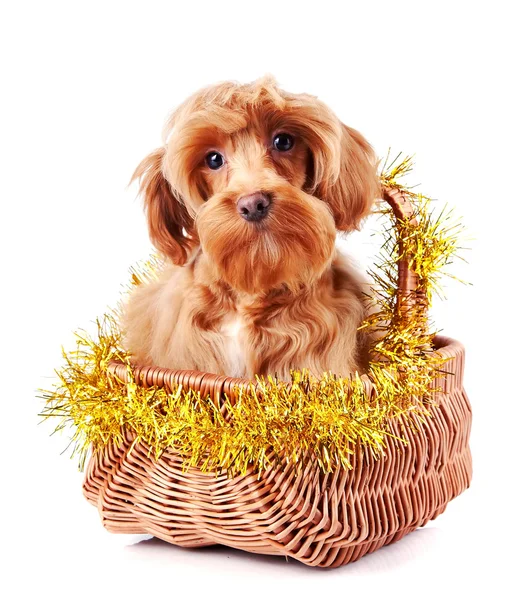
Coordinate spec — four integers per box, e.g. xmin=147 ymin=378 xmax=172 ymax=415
xmin=83 ymin=189 xmax=472 ymax=568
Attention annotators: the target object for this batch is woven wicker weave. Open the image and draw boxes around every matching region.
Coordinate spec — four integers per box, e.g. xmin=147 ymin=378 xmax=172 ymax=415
xmin=82 ymin=190 xmax=472 ymax=568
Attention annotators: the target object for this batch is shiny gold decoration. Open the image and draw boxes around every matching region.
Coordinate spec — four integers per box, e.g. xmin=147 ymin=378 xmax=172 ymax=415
xmin=40 ymin=155 xmax=466 ymax=475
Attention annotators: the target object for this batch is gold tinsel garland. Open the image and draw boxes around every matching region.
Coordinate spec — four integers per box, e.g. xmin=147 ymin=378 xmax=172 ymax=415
xmin=40 ymin=155 xmax=466 ymax=475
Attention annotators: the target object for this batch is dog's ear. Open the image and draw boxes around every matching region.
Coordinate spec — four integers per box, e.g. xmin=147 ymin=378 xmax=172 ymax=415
xmin=314 ymin=124 xmax=379 ymax=232
xmin=131 ymin=148 xmax=196 ymax=265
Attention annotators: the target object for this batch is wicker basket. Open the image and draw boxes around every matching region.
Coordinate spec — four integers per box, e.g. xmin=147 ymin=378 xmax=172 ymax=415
xmin=82 ymin=190 xmax=472 ymax=568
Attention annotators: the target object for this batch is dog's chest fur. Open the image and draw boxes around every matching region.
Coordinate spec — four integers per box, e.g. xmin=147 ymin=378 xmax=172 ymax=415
xmin=219 ymin=314 xmax=246 ymax=378
xmin=188 ymin=257 xmax=365 ymax=380
xmin=214 ymin=285 xmax=350 ymax=380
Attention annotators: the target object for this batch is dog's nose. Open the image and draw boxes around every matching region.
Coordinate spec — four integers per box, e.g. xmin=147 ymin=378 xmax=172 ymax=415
xmin=237 ymin=192 xmax=271 ymax=222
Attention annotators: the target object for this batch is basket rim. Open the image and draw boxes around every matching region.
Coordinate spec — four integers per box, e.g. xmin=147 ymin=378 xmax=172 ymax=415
xmin=107 ymin=334 xmax=465 ymax=403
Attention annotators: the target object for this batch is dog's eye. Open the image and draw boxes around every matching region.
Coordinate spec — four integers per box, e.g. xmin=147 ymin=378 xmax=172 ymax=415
xmin=272 ymin=133 xmax=294 ymax=152
xmin=205 ymin=151 xmax=224 ymax=170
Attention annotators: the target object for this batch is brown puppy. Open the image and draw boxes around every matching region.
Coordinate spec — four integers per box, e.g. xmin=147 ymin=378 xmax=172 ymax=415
xmin=122 ymin=76 xmax=380 ymax=380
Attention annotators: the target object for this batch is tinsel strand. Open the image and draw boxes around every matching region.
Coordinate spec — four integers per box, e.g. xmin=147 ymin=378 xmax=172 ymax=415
xmin=39 ymin=155 xmax=467 ymax=476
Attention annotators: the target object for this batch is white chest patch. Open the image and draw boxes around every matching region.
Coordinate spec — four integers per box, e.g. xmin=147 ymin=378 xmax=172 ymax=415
xmin=220 ymin=315 xmax=245 ymax=378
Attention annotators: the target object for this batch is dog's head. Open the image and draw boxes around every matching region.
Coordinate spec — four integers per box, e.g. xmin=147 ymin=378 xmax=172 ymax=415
xmin=133 ymin=76 xmax=379 ymax=293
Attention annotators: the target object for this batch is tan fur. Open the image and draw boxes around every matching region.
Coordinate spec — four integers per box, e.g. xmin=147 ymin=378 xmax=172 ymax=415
xmin=122 ymin=76 xmax=380 ymax=379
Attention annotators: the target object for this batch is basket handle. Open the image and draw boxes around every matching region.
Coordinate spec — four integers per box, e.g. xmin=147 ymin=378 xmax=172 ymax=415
xmin=381 ymin=186 xmax=421 ymax=312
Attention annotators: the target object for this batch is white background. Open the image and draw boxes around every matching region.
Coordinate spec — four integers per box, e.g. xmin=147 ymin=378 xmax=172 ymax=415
xmin=1 ymin=1 xmax=511 ymax=598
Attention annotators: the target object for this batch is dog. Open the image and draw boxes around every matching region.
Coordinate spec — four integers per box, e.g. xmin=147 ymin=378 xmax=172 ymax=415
xmin=122 ymin=76 xmax=380 ymax=381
